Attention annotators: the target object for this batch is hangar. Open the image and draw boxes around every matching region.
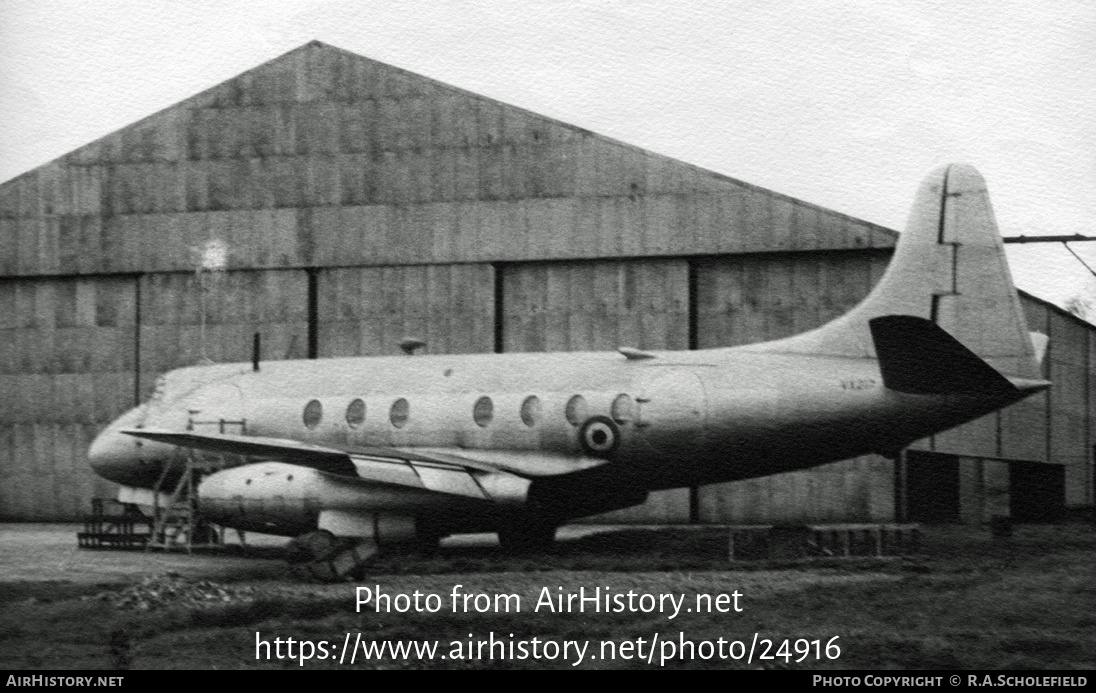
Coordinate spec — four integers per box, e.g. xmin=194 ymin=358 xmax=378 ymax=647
xmin=0 ymin=41 xmax=1091 ymax=525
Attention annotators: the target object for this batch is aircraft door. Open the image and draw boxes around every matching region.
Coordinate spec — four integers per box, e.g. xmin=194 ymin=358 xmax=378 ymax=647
xmin=636 ymin=369 xmax=708 ymax=456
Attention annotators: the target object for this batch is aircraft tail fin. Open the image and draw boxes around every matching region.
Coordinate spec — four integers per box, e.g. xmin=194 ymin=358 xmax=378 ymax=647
xmin=755 ymin=164 xmax=1042 ymax=380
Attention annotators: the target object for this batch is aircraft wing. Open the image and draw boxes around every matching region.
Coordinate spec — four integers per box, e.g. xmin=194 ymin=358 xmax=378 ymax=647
xmin=120 ymin=428 xmax=545 ymax=503
xmin=122 ymin=428 xmax=359 ymax=475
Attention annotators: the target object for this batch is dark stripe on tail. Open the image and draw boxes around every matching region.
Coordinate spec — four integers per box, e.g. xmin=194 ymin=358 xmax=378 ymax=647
xmin=869 ymin=315 xmax=1016 ymax=395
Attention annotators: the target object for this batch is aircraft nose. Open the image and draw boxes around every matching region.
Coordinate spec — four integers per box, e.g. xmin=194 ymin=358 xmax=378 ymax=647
xmin=88 ymin=407 xmax=147 ymax=485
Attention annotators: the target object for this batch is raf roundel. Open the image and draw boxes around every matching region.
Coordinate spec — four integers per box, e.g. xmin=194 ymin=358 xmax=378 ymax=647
xmin=578 ymin=416 xmax=621 ymax=456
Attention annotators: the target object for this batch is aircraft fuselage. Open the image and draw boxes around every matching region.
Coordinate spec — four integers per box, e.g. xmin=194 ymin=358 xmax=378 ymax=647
xmin=92 ymin=345 xmax=1022 ymax=498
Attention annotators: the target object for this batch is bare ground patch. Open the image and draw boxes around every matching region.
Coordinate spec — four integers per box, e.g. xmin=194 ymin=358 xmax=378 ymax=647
xmin=1 ymin=523 xmax=1094 ymax=669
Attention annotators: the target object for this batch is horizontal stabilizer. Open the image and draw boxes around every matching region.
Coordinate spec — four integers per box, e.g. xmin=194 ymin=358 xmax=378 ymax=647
xmin=869 ymin=315 xmax=1017 ymax=395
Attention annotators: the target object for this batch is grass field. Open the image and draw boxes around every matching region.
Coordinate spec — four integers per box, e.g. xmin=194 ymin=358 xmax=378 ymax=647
xmin=1 ymin=524 xmax=1093 ymax=670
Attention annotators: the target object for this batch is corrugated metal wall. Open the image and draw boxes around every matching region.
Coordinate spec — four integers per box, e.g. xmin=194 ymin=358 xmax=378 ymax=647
xmin=699 ymin=457 xmax=896 ymax=524
xmin=0 ymin=277 xmax=135 ymax=519
xmin=694 ymin=251 xmax=891 ymax=347
xmin=0 ymin=41 xmax=1091 ymax=521
xmin=137 ymin=270 xmax=309 ymax=399
xmin=318 ymin=264 xmax=495 ymax=357
xmin=1043 ymin=308 xmax=1092 ymax=507
xmin=501 ymin=260 xmax=689 ymax=353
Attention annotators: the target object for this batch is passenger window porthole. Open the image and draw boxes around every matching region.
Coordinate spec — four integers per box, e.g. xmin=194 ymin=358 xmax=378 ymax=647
xmin=473 ymin=396 xmax=493 ymax=427
xmin=565 ymin=395 xmax=587 ymax=426
xmin=611 ymin=394 xmax=635 ymax=423
xmin=346 ymin=398 xmax=366 ymax=428
xmin=390 ymin=398 xmax=410 ymax=428
xmin=520 ymin=395 xmax=541 ymax=427
xmin=303 ymin=399 xmax=323 ymax=428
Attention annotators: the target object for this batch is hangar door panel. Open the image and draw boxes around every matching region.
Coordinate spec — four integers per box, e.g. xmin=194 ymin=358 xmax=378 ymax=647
xmin=698 ymin=455 xmax=894 ymax=524
xmin=501 ymin=260 xmax=688 ymax=353
xmin=1010 ymin=460 xmax=1064 ymax=522
xmin=138 ymin=269 xmax=309 ymax=397
xmin=317 ymin=264 xmax=495 ymax=356
xmin=694 ymin=251 xmax=889 ymax=348
xmin=904 ymin=451 xmax=960 ymax=523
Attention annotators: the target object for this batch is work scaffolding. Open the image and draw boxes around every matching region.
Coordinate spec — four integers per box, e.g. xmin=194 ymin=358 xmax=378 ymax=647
xmin=145 ymin=413 xmax=248 ymax=552
xmin=143 ymin=453 xmax=222 ymax=552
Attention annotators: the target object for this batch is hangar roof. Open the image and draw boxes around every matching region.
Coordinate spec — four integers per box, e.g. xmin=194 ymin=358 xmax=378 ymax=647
xmin=0 ymin=41 xmax=897 ymax=278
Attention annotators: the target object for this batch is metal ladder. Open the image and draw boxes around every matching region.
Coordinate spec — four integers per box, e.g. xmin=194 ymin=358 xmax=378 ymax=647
xmin=145 ymin=415 xmax=247 ymax=552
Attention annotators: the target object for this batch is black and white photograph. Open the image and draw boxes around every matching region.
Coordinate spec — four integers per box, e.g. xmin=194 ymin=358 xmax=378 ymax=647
xmin=1 ymin=0 xmax=1093 ymax=674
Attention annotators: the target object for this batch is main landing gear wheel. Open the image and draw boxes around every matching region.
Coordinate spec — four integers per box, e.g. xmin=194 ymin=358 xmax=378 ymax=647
xmin=285 ymin=530 xmax=379 ymax=582
xmin=497 ymin=521 xmax=558 ymax=554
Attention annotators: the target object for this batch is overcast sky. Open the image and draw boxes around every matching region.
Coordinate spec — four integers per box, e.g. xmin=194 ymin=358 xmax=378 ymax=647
xmin=2 ymin=1 xmax=1094 ymax=313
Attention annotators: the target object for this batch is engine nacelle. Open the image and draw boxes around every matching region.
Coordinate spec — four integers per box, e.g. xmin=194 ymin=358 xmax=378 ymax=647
xmin=198 ymin=462 xmax=322 ymax=535
xmin=197 ymin=460 xmax=524 ymax=539
xmin=317 ymin=508 xmax=418 ymax=543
